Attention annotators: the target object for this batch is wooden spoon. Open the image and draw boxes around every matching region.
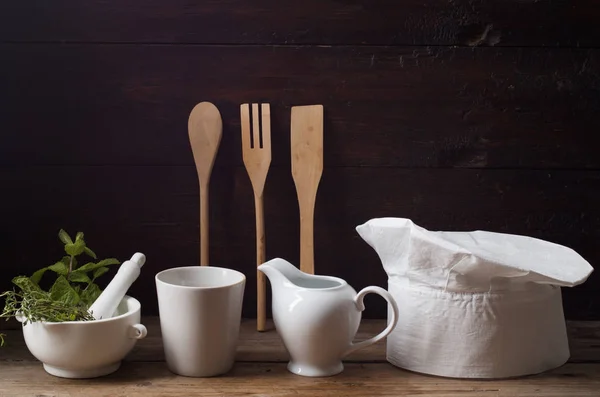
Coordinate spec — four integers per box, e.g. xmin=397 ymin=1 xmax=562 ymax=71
xmin=291 ymin=105 xmax=323 ymax=274
xmin=188 ymin=102 xmax=222 ymax=266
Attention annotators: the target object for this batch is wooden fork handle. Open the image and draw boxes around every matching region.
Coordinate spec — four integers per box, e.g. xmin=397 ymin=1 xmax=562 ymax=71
xmin=254 ymin=193 xmax=267 ymax=331
xmin=200 ymin=182 xmax=209 ymax=266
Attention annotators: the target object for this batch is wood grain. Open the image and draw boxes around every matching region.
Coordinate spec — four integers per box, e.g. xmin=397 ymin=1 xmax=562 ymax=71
xmin=2 ymin=319 xmax=598 ymax=395
xmin=291 ymin=105 xmax=323 ymax=274
xmin=241 ymin=103 xmax=272 ymax=330
xmin=188 ymin=102 xmax=223 ymax=266
xmin=1 ymin=362 xmax=599 ymax=397
xmin=1 ymin=2 xmax=599 ymax=326
xmin=0 ymin=0 xmax=599 ymax=47
xmin=2 ymin=318 xmax=599 ymax=362
xmin=0 ymin=166 xmax=597 ymax=319
xmin=0 ymin=44 xmax=598 ymax=169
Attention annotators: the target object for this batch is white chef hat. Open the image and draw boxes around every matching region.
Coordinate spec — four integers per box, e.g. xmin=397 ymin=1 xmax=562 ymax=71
xmin=356 ymin=217 xmax=593 ymax=379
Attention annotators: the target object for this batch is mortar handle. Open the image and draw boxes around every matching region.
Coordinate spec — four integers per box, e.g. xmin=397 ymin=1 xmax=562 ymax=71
xmin=128 ymin=323 xmax=147 ymax=339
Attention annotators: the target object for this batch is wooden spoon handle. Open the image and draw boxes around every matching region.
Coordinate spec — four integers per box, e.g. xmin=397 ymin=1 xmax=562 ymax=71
xmin=200 ymin=182 xmax=209 ymax=266
xmin=254 ymin=193 xmax=266 ymax=331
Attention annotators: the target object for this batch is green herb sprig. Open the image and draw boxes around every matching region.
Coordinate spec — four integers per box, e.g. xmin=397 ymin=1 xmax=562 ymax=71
xmin=0 ymin=230 xmax=119 ymax=331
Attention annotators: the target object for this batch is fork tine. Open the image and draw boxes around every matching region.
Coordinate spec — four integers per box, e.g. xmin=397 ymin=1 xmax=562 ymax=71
xmin=240 ymin=103 xmax=251 ymax=148
xmin=261 ymin=103 xmax=271 ymax=150
xmin=252 ymin=103 xmax=260 ymax=149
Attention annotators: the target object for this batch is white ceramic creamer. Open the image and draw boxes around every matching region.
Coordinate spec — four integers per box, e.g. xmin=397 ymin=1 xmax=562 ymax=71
xmin=258 ymin=258 xmax=399 ymax=377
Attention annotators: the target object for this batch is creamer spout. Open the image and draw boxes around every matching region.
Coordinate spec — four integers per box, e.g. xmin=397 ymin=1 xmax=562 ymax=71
xmin=257 ymin=257 xmax=304 ymax=290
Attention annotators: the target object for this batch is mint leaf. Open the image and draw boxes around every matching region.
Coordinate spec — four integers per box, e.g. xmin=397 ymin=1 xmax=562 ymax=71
xmin=77 ymin=262 xmax=96 ymax=273
xmin=77 ymin=258 xmax=120 ymax=273
xmin=69 ymin=271 xmax=91 ymax=283
xmin=58 ymin=229 xmax=73 ymax=245
xmin=93 ymin=267 xmax=109 ymax=279
xmin=49 ymin=276 xmax=80 ymax=305
xmin=97 ymin=258 xmax=120 ymax=267
xmin=65 ymin=239 xmax=85 ymax=256
xmin=81 ymin=283 xmax=102 ymax=307
xmin=75 ymin=232 xmax=84 ymax=242
xmin=30 ymin=267 xmax=48 ymax=285
xmin=48 ymin=261 xmax=68 ymax=276
xmin=12 ymin=276 xmax=43 ymax=293
xmin=84 ymin=247 xmax=97 ymax=260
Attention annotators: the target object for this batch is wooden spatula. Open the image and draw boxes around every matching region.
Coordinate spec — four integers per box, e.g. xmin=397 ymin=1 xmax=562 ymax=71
xmin=241 ymin=103 xmax=272 ymax=331
xmin=291 ymin=105 xmax=323 ymax=275
xmin=188 ymin=102 xmax=222 ymax=266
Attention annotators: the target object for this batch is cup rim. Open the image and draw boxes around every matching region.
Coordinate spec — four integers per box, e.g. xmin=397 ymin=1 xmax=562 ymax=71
xmin=155 ymin=266 xmax=246 ymax=290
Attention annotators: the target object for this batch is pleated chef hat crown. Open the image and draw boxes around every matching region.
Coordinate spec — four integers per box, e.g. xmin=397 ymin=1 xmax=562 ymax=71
xmin=356 ymin=217 xmax=593 ymax=293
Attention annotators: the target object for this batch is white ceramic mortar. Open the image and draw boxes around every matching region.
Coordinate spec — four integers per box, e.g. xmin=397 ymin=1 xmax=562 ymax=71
xmin=21 ymin=295 xmax=147 ymax=378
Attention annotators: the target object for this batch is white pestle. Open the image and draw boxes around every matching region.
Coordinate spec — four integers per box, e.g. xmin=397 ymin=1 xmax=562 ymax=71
xmin=88 ymin=252 xmax=146 ymax=320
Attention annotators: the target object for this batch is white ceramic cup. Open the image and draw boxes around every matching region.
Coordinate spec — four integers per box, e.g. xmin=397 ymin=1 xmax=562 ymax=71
xmin=155 ymin=266 xmax=246 ymax=377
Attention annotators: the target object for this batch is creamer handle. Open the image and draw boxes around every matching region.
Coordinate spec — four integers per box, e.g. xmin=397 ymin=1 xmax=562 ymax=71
xmin=343 ymin=286 xmax=399 ymax=357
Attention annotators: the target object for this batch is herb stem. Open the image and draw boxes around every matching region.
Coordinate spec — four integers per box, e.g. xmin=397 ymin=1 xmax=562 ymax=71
xmin=68 ymin=255 xmax=74 ymax=277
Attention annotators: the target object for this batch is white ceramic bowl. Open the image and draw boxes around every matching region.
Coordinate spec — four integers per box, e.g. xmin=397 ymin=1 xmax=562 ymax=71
xmin=21 ymin=295 xmax=147 ymax=378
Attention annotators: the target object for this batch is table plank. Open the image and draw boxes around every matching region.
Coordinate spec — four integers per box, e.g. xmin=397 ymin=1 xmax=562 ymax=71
xmin=1 ymin=0 xmax=599 ymax=47
xmin=2 ymin=45 xmax=599 ymax=169
xmin=0 ymin=362 xmax=599 ymax=397
xmin=2 ymin=319 xmax=599 ymax=363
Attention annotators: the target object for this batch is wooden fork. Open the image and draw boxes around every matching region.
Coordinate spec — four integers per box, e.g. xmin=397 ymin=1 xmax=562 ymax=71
xmin=241 ymin=103 xmax=271 ymax=332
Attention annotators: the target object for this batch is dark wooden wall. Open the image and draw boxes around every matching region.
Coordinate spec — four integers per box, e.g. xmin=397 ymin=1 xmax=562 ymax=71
xmin=1 ymin=1 xmax=598 ymax=319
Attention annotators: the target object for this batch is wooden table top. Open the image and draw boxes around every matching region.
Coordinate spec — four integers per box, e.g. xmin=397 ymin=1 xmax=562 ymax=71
xmin=1 ymin=318 xmax=599 ymax=396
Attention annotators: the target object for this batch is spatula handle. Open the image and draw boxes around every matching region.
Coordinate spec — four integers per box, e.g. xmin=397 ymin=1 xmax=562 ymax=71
xmin=200 ymin=184 xmax=209 ymax=266
xmin=299 ymin=202 xmax=316 ymax=275
xmin=255 ymin=193 xmax=266 ymax=331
